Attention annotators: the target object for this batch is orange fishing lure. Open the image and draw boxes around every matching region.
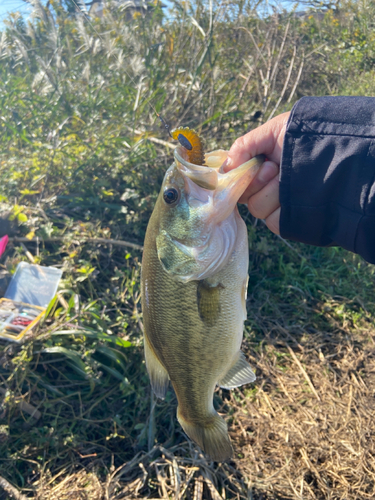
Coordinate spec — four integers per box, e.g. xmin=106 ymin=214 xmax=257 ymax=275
xmin=157 ymin=114 xmax=205 ymax=166
xmin=170 ymin=127 xmax=205 ymax=166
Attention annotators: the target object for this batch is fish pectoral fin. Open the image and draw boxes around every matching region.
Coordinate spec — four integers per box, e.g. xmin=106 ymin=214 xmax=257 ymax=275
xmin=197 ymin=280 xmax=223 ymax=327
xmin=144 ymin=336 xmax=169 ymax=399
xmin=218 ymin=351 xmax=256 ymax=389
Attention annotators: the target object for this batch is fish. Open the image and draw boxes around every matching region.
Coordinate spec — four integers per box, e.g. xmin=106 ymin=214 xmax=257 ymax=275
xmin=141 ymin=128 xmax=264 ymax=461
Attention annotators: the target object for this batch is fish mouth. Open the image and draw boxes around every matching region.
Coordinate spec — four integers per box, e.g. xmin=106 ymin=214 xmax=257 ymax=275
xmin=174 ymin=146 xmax=219 ymax=190
xmin=175 ymin=146 xmax=265 ymax=221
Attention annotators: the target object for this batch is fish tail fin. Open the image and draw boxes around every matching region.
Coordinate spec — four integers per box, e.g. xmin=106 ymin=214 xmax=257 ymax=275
xmin=177 ymin=408 xmax=233 ymax=462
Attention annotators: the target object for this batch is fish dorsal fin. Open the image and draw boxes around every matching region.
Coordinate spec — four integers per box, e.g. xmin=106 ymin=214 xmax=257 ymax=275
xmin=197 ymin=281 xmax=223 ymax=327
xmin=218 ymin=351 xmax=256 ymax=389
xmin=144 ymin=336 xmax=170 ymax=399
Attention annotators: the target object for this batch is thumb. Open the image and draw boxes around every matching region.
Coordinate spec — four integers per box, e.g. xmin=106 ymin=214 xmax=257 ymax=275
xmin=223 ymin=112 xmax=290 ymax=171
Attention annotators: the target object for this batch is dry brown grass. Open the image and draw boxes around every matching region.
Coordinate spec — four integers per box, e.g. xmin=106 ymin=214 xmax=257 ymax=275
xmin=10 ymin=314 xmax=373 ymax=500
xmin=235 ymin=324 xmax=375 ymax=499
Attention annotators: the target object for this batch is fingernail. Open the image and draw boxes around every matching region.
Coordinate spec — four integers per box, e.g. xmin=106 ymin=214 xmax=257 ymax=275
xmin=257 ymin=161 xmax=278 ymax=183
xmin=221 ymin=157 xmax=232 ymax=171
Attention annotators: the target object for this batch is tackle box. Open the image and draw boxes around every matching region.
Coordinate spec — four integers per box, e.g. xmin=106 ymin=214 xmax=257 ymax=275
xmin=0 ymin=262 xmax=62 ymax=343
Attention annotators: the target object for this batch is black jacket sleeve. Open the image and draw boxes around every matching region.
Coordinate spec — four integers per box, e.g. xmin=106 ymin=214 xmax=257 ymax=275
xmin=280 ymin=96 xmax=375 ymax=264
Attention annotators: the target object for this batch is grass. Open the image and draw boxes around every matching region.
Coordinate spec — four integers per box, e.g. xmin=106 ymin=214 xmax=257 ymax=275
xmin=0 ymin=0 xmax=375 ymax=498
xmin=1 ymin=226 xmax=375 ymax=499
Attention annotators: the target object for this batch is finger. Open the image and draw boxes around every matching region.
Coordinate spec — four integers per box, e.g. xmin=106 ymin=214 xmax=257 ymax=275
xmin=265 ymin=207 xmax=281 ymax=235
xmin=246 ymin=175 xmax=280 ymax=220
xmin=238 ymin=160 xmax=279 ymax=204
xmin=224 ymin=112 xmax=290 ymax=170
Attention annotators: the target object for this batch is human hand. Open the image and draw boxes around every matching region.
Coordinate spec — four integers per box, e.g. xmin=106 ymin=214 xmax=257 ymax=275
xmin=223 ymin=112 xmax=290 ymax=235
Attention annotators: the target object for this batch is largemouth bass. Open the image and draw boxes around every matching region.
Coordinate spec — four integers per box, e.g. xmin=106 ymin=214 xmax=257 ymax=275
xmin=141 ymin=129 xmax=264 ymax=461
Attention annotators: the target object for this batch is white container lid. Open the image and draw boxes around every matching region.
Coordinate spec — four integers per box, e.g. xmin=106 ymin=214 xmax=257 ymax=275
xmin=4 ymin=262 xmax=62 ymax=308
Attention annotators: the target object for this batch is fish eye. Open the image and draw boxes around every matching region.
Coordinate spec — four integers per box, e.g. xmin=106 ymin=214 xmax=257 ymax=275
xmin=163 ymin=187 xmax=179 ymax=205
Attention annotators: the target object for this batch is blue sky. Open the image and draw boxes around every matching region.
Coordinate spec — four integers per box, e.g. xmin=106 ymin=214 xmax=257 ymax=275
xmin=0 ymin=0 xmax=33 ymax=26
xmin=0 ymin=0 xmax=300 ymax=28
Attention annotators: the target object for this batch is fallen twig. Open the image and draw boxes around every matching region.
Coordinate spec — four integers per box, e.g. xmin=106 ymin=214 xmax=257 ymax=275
xmin=0 ymin=387 xmax=42 ymax=420
xmin=147 ymin=136 xmax=177 ymax=149
xmin=19 ymin=241 xmax=36 ymax=263
xmin=0 ymin=475 xmax=29 ymax=500
xmin=8 ymin=237 xmax=143 ymax=251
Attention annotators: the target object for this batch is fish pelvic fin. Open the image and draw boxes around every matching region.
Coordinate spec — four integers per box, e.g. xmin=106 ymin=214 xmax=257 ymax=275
xmin=177 ymin=408 xmax=233 ymax=462
xmin=144 ymin=336 xmax=169 ymax=399
xmin=218 ymin=351 xmax=256 ymax=389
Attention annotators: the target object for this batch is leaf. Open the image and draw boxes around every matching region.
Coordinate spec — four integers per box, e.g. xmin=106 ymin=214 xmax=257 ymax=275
xmin=44 ymin=295 xmax=58 ymax=318
xmin=51 ymin=329 xmax=132 ymax=347
xmin=68 ymin=295 xmax=76 ymax=314
xmin=38 ymin=222 xmax=54 ymax=238
xmin=54 ymin=307 xmax=63 ymax=317
xmin=76 ymin=266 xmax=95 ymax=274
xmin=17 ymin=213 xmax=28 ymax=223
xmin=95 ymin=345 xmax=127 ymax=371
xmin=25 ymin=231 xmax=35 ymax=240
xmin=42 ymin=347 xmax=88 ymax=378
xmin=96 ymin=362 xmax=126 ymax=381
xmin=20 ymin=189 xmax=40 ymax=195
xmin=190 ymin=16 xmax=206 ymax=38
xmin=115 ymin=338 xmax=132 ymax=348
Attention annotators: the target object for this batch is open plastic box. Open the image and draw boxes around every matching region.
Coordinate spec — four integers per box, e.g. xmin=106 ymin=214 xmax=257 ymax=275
xmin=0 ymin=262 xmax=62 ymax=343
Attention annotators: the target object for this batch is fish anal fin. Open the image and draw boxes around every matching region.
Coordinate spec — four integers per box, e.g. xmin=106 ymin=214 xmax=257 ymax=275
xmin=197 ymin=281 xmax=223 ymax=327
xmin=218 ymin=351 xmax=256 ymax=389
xmin=144 ymin=336 xmax=169 ymax=399
xmin=177 ymin=408 xmax=232 ymax=462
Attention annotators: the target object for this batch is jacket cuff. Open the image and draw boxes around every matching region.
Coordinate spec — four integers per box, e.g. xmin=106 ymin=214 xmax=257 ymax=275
xmin=279 ymin=96 xmax=375 ymax=264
